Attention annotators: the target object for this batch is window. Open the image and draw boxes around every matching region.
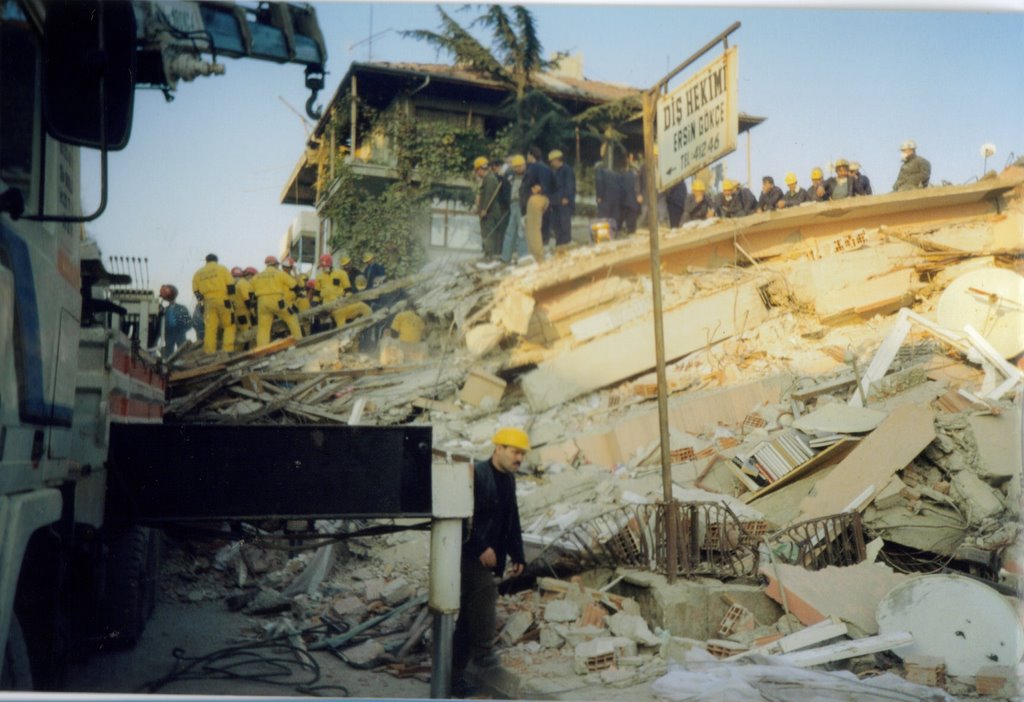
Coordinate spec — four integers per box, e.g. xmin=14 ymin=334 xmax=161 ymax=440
xmin=429 ymin=199 xmax=481 ymax=251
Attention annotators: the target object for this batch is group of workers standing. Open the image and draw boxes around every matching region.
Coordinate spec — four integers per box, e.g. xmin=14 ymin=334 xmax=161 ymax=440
xmin=473 ymin=146 xmax=577 ymax=264
xmin=170 ymin=251 xmax=390 ymax=356
xmin=472 ymin=139 xmax=931 ymax=249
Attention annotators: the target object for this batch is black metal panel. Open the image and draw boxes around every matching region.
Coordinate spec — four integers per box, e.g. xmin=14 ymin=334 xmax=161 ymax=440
xmin=107 ymin=424 xmax=432 ymax=522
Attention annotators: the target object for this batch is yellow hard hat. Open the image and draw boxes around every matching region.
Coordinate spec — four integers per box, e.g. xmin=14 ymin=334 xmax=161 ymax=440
xmin=363 ymin=252 xmax=374 ymax=263
xmin=492 ymin=427 xmax=530 ymax=451
xmin=473 ymin=156 xmax=489 ymax=170
xmin=722 ymin=179 xmax=736 ymax=191
xmin=548 ymin=149 xmax=564 ymax=161
xmin=340 ymin=254 xmax=351 ymax=266
xmin=355 ymin=274 xmax=368 ymax=290
xmin=784 ymin=172 xmax=797 ymax=185
xmin=692 ymin=179 xmax=706 ymax=192
xmin=811 ymin=167 xmax=823 ymax=180
xmin=508 ymin=154 xmax=526 ymax=168
xmin=835 ymin=158 xmax=849 ymax=168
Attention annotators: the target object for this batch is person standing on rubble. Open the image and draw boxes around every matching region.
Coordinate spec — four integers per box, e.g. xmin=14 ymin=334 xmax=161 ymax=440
xmin=313 ymin=253 xmax=351 ymax=329
xmin=502 ymin=154 xmax=528 ymax=264
xmin=807 ymin=167 xmax=830 ymax=202
xmin=230 ymin=266 xmax=256 ymax=339
xmin=893 ymin=140 xmax=931 ymax=191
xmin=252 ymin=255 xmax=302 ymax=348
xmin=717 ymin=179 xmax=757 ymax=218
xmin=682 ymin=179 xmax=714 ymax=222
xmin=363 ymin=252 xmax=386 ymax=289
xmin=523 ymin=146 xmax=554 ymax=258
xmin=158 ymin=284 xmax=191 ymax=359
xmin=595 ymin=160 xmax=622 ymax=234
xmin=756 ymin=176 xmax=784 ymax=212
xmin=474 ymin=156 xmax=506 ymax=259
xmin=850 ymin=161 xmax=872 ymax=195
xmin=825 ymin=159 xmax=857 ymax=200
xmin=777 ymin=172 xmax=809 ymax=208
xmin=452 ymin=427 xmax=529 ymax=698
xmin=548 ymin=149 xmax=576 ymax=247
xmin=191 ymin=253 xmax=236 ymax=355
xmin=666 ymin=179 xmax=688 ymax=228
xmin=619 ymin=152 xmax=644 ymax=234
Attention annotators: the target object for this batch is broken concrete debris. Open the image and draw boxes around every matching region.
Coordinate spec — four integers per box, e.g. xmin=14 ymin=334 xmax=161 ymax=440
xmin=163 ymin=173 xmax=1024 ymax=697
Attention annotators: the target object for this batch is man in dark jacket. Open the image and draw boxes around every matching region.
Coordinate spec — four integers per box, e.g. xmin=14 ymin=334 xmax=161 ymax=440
xmin=619 ymin=153 xmax=643 ymax=234
xmin=548 ymin=149 xmax=576 ymax=246
xmin=524 ymin=146 xmax=555 ymax=248
xmin=756 ymin=176 xmax=784 ymax=212
xmin=807 ymin=167 xmax=829 ymax=202
xmin=824 ymin=159 xmax=856 ymax=200
xmin=778 ymin=172 xmax=809 ymax=209
xmin=850 ymin=161 xmax=872 ymax=195
xmin=595 ymin=162 xmax=621 ymax=233
xmin=683 ymin=179 xmax=714 ymax=222
xmin=717 ymin=179 xmax=757 ymax=218
xmin=666 ymin=179 xmax=688 ymax=228
xmin=474 ymin=156 xmax=507 ymax=258
xmin=893 ymin=140 xmax=931 ymax=191
xmin=452 ymin=427 xmax=529 ymax=696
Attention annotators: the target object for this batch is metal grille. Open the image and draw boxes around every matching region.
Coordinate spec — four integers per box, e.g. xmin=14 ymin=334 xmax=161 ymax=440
xmin=534 ymin=502 xmax=761 ymax=580
xmin=764 ymin=512 xmax=865 ymax=570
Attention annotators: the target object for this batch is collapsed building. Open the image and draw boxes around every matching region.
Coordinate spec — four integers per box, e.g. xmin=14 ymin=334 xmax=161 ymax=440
xmin=162 ymin=167 xmax=1024 ymax=699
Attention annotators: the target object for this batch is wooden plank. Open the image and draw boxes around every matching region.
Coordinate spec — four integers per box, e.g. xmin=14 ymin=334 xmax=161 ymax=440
xmin=521 ymin=278 xmax=773 ymax=411
xmin=798 ymin=404 xmax=935 ymax=521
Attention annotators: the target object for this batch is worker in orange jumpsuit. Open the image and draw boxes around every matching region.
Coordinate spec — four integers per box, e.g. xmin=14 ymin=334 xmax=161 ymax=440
xmin=251 ymin=256 xmax=302 ymax=348
xmin=191 ymin=253 xmax=236 ymax=354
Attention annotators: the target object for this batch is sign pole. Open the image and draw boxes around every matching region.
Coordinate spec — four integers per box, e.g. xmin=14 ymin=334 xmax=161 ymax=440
xmin=642 ymin=22 xmax=741 ymax=584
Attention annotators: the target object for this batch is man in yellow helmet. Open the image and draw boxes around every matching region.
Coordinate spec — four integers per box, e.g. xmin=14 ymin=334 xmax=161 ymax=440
xmin=474 ymin=156 xmax=507 ymax=260
xmin=778 ymin=172 xmax=809 ymax=209
xmin=191 ymin=253 xmax=236 ymax=354
xmin=808 ymin=167 xmax=829 ymax=202
xmin=683 ymin=179 xmax=714 ymax=223
xmin=251 ymin=256 xmax=302 ymax=347
xmin=452 ymin=427 xmax=529 ymax=697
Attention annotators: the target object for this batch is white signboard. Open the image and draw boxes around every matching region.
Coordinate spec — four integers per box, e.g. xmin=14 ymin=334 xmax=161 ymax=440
xmin=657 ymin=46 xmax=738 ymax=190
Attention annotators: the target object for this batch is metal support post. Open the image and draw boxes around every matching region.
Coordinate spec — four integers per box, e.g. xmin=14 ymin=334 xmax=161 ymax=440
xmin=429 ymin=462 xmax=473 ymax=698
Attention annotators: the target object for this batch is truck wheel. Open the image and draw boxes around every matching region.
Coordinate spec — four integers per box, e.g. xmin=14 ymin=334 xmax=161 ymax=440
xmin=98 ymin=526 xmax=151 ymax=648
xmin=1 ymin=615 xmax=33 ymax=690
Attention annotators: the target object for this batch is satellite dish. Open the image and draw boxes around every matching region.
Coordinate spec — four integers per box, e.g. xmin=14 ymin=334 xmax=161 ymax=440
xmin=936 ymin=267 xmax=1024 ymax=358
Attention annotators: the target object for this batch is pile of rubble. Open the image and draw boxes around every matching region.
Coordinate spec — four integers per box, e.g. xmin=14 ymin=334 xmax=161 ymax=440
xmin=163 ymin=172 xmax=1024 ymax=698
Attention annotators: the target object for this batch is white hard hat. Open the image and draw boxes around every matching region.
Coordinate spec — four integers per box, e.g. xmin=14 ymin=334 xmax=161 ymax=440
xmin=900 ymin=139 xmax=916 ymax=151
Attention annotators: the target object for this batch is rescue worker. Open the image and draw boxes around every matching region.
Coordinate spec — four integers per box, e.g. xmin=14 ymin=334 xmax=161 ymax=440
xmin=451 ymin=427 xmax=529 ymax=698
xmin=158 ymin=284 xmax=191 ymax=359
xmin=391 ymin=301 xmax=425 ymax=343
xmin=682 ymin=179 xmax=714 ymax=222
xmin=807 ymin=167 xmax=829 ymax=202
xmin=281 ymin=257 xmax=303 ymax=314
xmin=502 ymin=154 xmax=529 ymax=263
xmin=778 ymin=172 xmax=809 ymax=208
xmin=339 ymin=254 xmax=358 ymax=291
xmin=363 ymin=253 xmax=386 ymax=289
xmin=850 ymin=161 xmax=872 ymax=195
xmin=893 ymin=140 xmax=931 ymax=191
xmin=666 ymin=179 xmax=688 ymax=228
xmin=717 ymin=179 xmax=757 ymax=218
xmin=825 ymin=159 xmax=856 ymax=200
xmin=474 ymin=156 xmax=506 ymax=259
xmin=191 ymin=253 xmax=236 ymax=354
xmin=313 ymin=253 xmax=352 ymax=329
xmin=757 ymin=176 xmax=784 ymax=212
xmin=522 ymin=146 xmax=553 ymax=259
xmin=251 ymin=255 xmax=302 ymax=348
xmin=548 ymin=149 xmax=576 ymax=247
xmin=230 ymin=267 xmax=256 ymax=334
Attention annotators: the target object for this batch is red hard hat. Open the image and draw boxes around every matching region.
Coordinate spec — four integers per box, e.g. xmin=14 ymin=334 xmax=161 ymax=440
xmin=230 ymin=266 xmax=243 ymax=277
xmin=283 ymin=256 xmax=296 ymax=268
xmin=265 ymin=255 xmax=279 ymax=266
xmin=318 ymin=253 xmax=333 ymax=267
xmin=306 ymin=279 xmax=316 ymax=290
xmin=244 ymin=266 xmax=258 ymax=276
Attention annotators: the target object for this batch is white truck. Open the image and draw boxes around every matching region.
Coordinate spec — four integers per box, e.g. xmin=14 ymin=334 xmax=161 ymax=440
xmin=0 ymin=0 xmax=327 ymax=687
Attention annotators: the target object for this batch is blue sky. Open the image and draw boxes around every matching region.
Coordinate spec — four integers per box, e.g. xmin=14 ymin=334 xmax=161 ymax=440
xmin=82 ymin=2 xmax=1024 ymax=302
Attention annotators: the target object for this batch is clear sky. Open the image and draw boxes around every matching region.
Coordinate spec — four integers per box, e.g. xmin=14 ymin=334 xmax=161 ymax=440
xmin=81 ymin=2 xmax=1024 ymax=305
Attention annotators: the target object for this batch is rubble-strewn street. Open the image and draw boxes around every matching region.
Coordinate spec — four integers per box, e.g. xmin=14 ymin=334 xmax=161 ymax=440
xmin=145 ymin=170 xmax=1024 ymax=700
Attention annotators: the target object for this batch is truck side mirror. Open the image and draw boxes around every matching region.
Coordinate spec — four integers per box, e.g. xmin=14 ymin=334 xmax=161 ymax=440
xmin=42 ymin=0 xmax=136 ymax=150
